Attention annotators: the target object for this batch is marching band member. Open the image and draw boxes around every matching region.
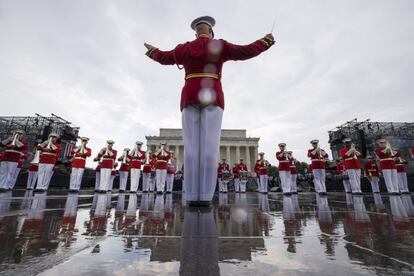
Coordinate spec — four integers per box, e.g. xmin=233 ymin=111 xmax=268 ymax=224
xmin=276 ymin=143 xmax=291 ymax=195
xmin=289 ymin=154 xmax=300 ymax=194
xmin=128 ymin=141 xmax=146 ymax=193
xmin=35 ymin=133 xmax=61 ymax=191
xmin=217 ymin=158 xmax=230 ymax=193
xmin=254 ymin=152 xmax=271 ymax=194
xmin=0 ymin=130 xmax=27 ymax=191
xmin=10 ymin=156 xmax=25 ymax=190
xmin=166 ymin=151 xmax=177 ymax=193
xmin=336 ymin=158 xmax=351 ymax=193
xmin=364 ymin=156 xmax=380 ymax=193
xmin=155 ymin=142 xmax=171 ymax=194
xmin=94 ymin=162 xmax=101 ymax=192
xmin=142 ymin=152 xmax=153 ymax=193
xmin=109 ymin=162 xmax=118 ymax=191
xmin=118 ymin=148 xmax=131 ymax=192
xmin=395 ymin=152 xmax=409 ymax=194
xmin=307 ymin=139 xmax=328 ymax=195
xmin=375 ymin=139 xmax=399 ymax=194
xmin=237 ymin=158 xmax=248 ymax=193
xmin=27 ymin=147 xmax=40 ymax=190
xmin=69 ymin=137 xmax=92 ymax=192
xmin=93 ymin=140 xmax=117 ymax=193
xmin=149 ymin=153 xmax=157 ymax=192
xmin=145 ymin=16 xmax=274 ymax=206
xmin=339 ymin=138 xmax=363 ymax=195
xmin=232 ymin=163 xmax=240 ymax=193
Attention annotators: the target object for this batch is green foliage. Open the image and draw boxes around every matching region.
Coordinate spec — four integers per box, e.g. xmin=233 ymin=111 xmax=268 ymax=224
xmin=267 ymin=166 xmax=279 ymax=177
xmin=298 ymin=162 xmax=309 ymax=174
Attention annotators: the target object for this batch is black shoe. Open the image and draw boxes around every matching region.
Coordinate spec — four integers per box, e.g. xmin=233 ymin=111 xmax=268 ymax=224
xmin=402 ymin=191 xmax=410 ymax=194
xmin=0 ymin=188 xmax=7 ymax=193
xmin=353 ymin=192 xmax=363 ymax=195
xmin=69 ymin=189 xmax=79 ymax=193
xmin=128 ymin=190 xmax=137 ymax=193
xmin=35 ymin=189 xmax=45 ymax=193
xmin=390 ymin=192 xmax=401 ymax=195
xmin=283 ymin=192 xmax=292 ymax=196
xmin=142 ymin=190 xmax=148 ymax=193
xmin=188 ymin=201 xmax=211 ymax=207
xmin=319 ymin=192 xmax=327 ymax=195
xmin=156 ymin=191 xmax=163 ymax=195
xmin=166 ymin=191 xmax=172 ymax=194
xmin=26 ymin=187 xmax=33 ymax=190
xmin=119 ymin=190 xmax=125 ymax=193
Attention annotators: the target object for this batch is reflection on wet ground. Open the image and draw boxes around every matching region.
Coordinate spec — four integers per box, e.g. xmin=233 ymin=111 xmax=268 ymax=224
xmin=0 ymin=191 xmax=413 ymax=275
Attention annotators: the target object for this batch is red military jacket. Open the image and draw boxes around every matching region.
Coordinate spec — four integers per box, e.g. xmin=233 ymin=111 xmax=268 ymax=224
xmin=395 ymin=152 xmax=407 ymax=173
xmin=254 ymin=159 xmax=270 ymax=175
xmin=118 ymin=154 xmax=130 ymax=172
xmin=364 ymin=161 xmax=379 ymax=177
xmin=276 ymin=150 xmax=290 ymax=171
xmin=129 ymin=149 xmax=146 ymax=169
xmin=375 ymin=148 xmax=396 ymax=170
xmin=232 ymin=165 xmax=239 ymax=179
xmin=167 ymin=163 xmax=177 ymax=175
xmin=95 ymin=163 xmax=101 ymax=172
xmin=142 ymin=156 xmax=157 ymax=173
xmin=336 ymin=162 xmax=345 ymax=175
xmin=339 ymin=147 xmax=362 ymax=170
xmin=29 ymin=163 xmax=38 ymax=172
xmin=0 ymin=138 xmax=28 ymax=162
xmin=38 ymin=142 xmax=61 ymax=164
xmin=71 ymin=147 xmax=92 ymax=169
xmin=217 ymin=162 xmax=230 ymax=178
xmin=290 ymin=161 xmax=299 ymax=175
xmin=307 ymin=149 xmax=328 ymax=170
xmin=156 ymin=150 xmax=171 ymax=170
xmin=237 ymin=163 xmax=248 ymax=173
xmin=147 ymin=35 xmax=272 ymax=110
xmin=96 ymin=148 xmax=117 ymax=169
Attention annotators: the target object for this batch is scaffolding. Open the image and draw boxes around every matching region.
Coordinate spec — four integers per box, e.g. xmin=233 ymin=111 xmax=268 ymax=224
xmin=328 ymin=118 xmax=414 ymax=173
xmin=0 ymin=114 xmax=80 ymax=164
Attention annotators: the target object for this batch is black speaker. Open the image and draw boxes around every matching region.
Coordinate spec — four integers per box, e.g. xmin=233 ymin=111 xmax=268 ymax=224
xmin=358 ymin=129 xmax=367 ymax=157
xmin=41 ymin=125 xmax=52 ymax=141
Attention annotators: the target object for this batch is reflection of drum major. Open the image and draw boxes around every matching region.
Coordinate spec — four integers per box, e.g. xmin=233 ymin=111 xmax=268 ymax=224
xmin=239 ymin=171 xmax=248 ymax=182
xmin=221 ymin=171 xmax=232 ymax=184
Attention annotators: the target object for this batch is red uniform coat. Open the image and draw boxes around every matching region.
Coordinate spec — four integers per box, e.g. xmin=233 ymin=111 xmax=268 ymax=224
xmin=156 ymin=150 xmax=171 ymax=170
xmin=307 ymin=149 xmax=328 ymax=170
xmin=276 ymin=150 xmax=290 ymax=171
xmin=232 ymin=166 xmax=239 ymax=179
xmin=237 ymin=163 xmax=248 ymax=173
xmin=254 ymin=159 xmax=270 ymax=175
xmin=38 ymin=142 xmax=61 ymax=164
xmin=142 ymin=157 xmax=157 ymax=173
xmin=71 ymin=147 xmax=92 ymax=169
xmin=147 ymin=35 xmax=272 ymax=110
xmin=29 ymin=163 xmax=38 ymax=172
xmin=375 ymin=148 xmax=396 ymax=170
xmin=96 ymin=148 xmax=117 ymax=169
xmin=395 ymin=152 xmax=407 ymax=173
xmin=95 ymin=164 xmax=101 ymax=172
xmin=339 ymin=147 xmax=362 ymax=170
xmin=0 ymin=138 xmax=28 ymax=162
xmin=119 ymin=163 xmax=129 ymax=172
xmin=129 ymin=150 xmax=146 ymax=169
xmin=290 ymin=161 xmax=298 ymax=175
xmin=336 ymin=163 xmax=345 ymax=175
xmin=364 ymin=161 xmax=379 ymax=177
xmin=217 ymin=162 xmax=230 ymax=178
xmin=167 ymin=164 xmax=177 ymax=175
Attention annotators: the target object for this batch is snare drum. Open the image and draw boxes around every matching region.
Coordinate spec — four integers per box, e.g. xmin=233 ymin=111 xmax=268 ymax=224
xmin=221 ymin=171 xmax=232 ymax=183
xmin=240 ymin=171 xmax=248 ymax=182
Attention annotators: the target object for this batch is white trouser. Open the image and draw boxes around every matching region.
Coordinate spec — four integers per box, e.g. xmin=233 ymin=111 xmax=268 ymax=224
xmin=291 ymin=174 xmax=297 ymax=193
xmin=283 ymin=195 xmax=295 ymax=221
xmin=119 ymin=171 xmax=129 ymax=191
xmin=312 ymin=169 xmax=326 ymax=193
xmin=347 ymin=169 xmax=361 ymax=193
xmin=150 ymin=175 xmax=156 ymax=191
xmin=99 ymin=168 xmax=111 ymax=191
xmin=240 ymin=180 xmax=247 ymax=192
xmin=279 ymin=170 xmax=291 ymax=193
xmin=142 ymin=172 xmax=151 ymax=192
xmin=140 ymin=193 xmax=150 ymax=210
xmin=116 ymin=193 xmax=126 ymax=212
xmin=343 ymin=179 xmax=351 ymax=193
xmin=182 ymin=105 xmax=223 ymax=201
xmin=69 ymin=168 xmax=84 ymax=191
xmin=345 ymin=193 xmax=353 ymax=207
xmin=259 ymin=193 xmax=270 ymax=211
xmin=166 ymin=173 xmax=174 ymax=192
xmin=316 ymin=194 xmax=332 ymax=223
xmin=156 ymin=169 xmax=167 ymax=192
xmin=401 ymin=194 xmax=414 ymax=217
xmin=27 ymin=171 xmax=38 ymax=190
xmin=218 ymin=179 xmax=225 ymax=192
xmin=36 ymin=163 xmax=54 ymax=190
xmin=259 ymin=174 xmax=268 ymax=193
xmin=10 ymin=167 xmax=21 ymax=189
xmin=389 ymin=195 xmax=408 ymax=220
xmin=0 ymin=161 xmax=18 ymax=189
xmin=95 ymin=172 xmax=101 ymax=190
xmin=397 ymin=172 xmax=409 ymax=193
xmin=382 ymin=169 xmax=399 ymax=193
xmin=130 ymin=169 xmax=141 ymax=192
xmin=126 ymin=193 xmax=137 ymax=218
xmin=234 ymin=178 xmax=240 ymax=192
xmin=373 ymin=193 xmax=384 ymax=209
xmin=370 ymin=176 xmax=380 ymax=193
xmin=109 ymin=175 xmax=115 ymax=191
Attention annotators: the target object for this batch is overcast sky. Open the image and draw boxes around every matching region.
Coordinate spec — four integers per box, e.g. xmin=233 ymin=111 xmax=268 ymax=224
xmin=0 ymin=0 xmax=413 ymax=167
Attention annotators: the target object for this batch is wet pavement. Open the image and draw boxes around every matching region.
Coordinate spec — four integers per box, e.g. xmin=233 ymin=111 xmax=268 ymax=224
xmin=0 ymin=190 xmax=413 ymax=275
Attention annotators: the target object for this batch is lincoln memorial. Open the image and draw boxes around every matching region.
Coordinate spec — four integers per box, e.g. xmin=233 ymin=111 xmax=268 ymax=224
xmin=146 ymin=128 xmax=260 ymax=170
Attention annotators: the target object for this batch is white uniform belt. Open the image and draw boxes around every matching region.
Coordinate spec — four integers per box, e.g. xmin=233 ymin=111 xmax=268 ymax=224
xmin=367 ymin=169 xmax=377 ymax=171
xmin=279 ymin=160 xmax=290 ymax=163
xmin=102 ymin=158 xmax=113 ymax=161
xmin=311 ymin=159 xmax=324 ymax=162
xmin=396 ymin=164 xmax=404 ymax=166
xmin=5 ymin=149 xmax=22 ymax=154
xmin=42 ymin=152 xmax=56 ymax=156
xmin=380 ymin=158 xmax=394 ymax=161
xmin=345 ymin=157 xmax=356 ymax=161
xmin=158 ymin=160 xmax=167 ymax=163
xmin=75 ymin=157 xmax=86 ymax=160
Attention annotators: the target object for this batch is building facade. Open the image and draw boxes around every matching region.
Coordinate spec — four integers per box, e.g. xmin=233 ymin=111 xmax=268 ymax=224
xmin=146 ymin=128 xmax=259 ymax=170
